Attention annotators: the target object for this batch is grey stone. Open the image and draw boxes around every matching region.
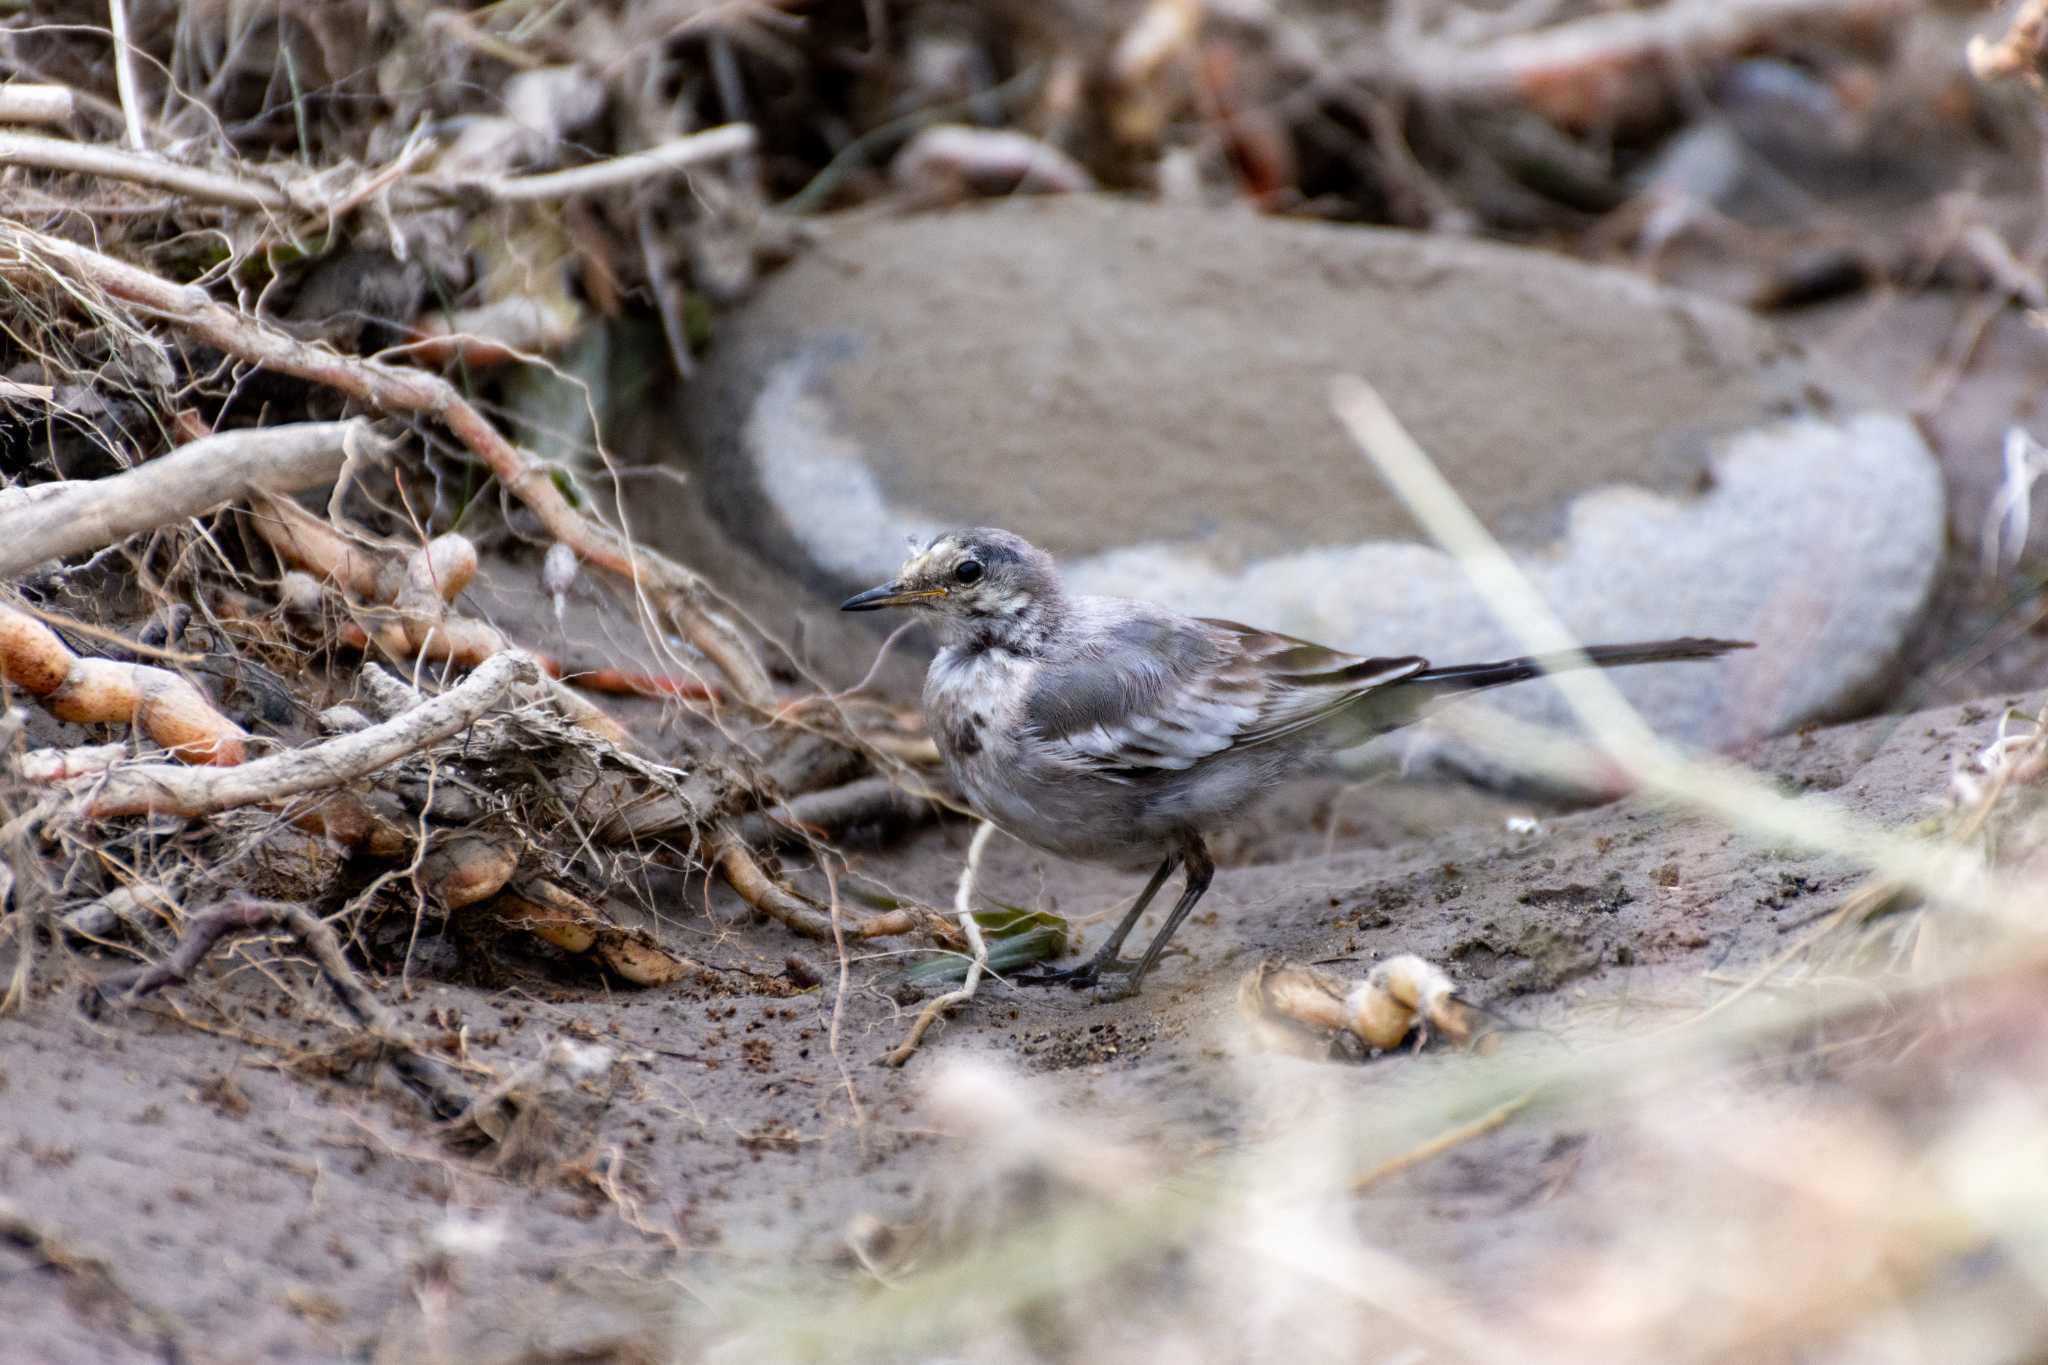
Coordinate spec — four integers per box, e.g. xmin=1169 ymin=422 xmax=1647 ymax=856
xmin=684 ymin=197 xmax=1943 ymax=749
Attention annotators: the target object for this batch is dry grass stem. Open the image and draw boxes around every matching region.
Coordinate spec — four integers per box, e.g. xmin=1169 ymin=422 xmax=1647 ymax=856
xmin=1330 ymin=375 xmax=2000 ymax=919
xmin=104 ymin=0 xmax=144 ymax=150
xmin=1350 ymin=1093 xmax=1535 ymax=1192
xmin=476 ymin=123 xmax=757 ymax=202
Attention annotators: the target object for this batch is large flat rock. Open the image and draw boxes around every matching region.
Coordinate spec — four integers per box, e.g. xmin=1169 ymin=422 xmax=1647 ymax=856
xmin=684 ymin=198 xmax=1943 ymax=748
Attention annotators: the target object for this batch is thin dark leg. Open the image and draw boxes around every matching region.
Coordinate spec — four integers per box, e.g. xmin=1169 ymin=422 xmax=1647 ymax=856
xmin=1115 ymin=837 xmax=1215 ymax=998
xmin=1093 ymin=857 xmax=1177 ymax=963
xmin=1013 ymin=856 xmax=1176 ymax=990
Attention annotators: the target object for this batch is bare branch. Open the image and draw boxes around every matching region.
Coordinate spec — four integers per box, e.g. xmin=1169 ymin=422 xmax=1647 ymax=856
xmin=0 ymin=130 xmax=297 ymax=210
xmin=475 ymin=124 xmax=757 ymax=202
xmin=0 ymin=419 xmax=385 ymax=576
xmin=63 ymin=650 xmax=538 ymax=821
xmin=0 ymin=86 xmax=77 ymax=128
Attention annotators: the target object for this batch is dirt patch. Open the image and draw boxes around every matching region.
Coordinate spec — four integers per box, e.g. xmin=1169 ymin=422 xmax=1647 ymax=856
xmin=0 ymin=692 xmax=2000 ymax=1360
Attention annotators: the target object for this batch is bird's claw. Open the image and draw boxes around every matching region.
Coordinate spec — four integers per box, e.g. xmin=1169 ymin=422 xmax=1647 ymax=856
xmin=1011 ymin=959 xmax=1133 ymax=992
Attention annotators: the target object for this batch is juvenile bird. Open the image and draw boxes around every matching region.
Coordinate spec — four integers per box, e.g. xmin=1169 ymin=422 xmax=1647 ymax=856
xmin=843 ymin=529 xmax=1747 ymax=996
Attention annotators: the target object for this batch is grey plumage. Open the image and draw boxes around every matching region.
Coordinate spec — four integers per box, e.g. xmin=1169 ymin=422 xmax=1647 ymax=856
xmin=844 ymin=528 xmax=1749 ymax=994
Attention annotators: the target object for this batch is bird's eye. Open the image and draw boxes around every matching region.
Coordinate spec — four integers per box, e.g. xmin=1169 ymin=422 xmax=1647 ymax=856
xmin=954 ymin=560 xmax=984 ymax=585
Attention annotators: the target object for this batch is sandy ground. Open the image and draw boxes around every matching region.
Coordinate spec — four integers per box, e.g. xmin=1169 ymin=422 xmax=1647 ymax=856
xmin=0 ymin=676 xmax=2013 ymax=1361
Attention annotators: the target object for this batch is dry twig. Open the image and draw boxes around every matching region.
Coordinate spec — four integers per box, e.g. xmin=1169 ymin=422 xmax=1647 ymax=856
xmin=476 ymin=124 xmax=757 ymax=202
xmin=89 ymin=897 xmax=479 ymax=1120
xmin=0 ymin=419 xmax=385 ymax=577
xmin=59 ymin=649 xmax=535 ymax=821
xmin=0 ymin=124 xmax=757 ymax=216
xmin=0 ymin=86 xmax=77 ymax=128
xmin=1387 ymin=0 xmax=1909 ymax=124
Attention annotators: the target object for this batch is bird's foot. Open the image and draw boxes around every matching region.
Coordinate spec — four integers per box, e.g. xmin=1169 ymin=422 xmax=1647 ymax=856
xmin=1011 ymin=957 xmax=1135 ymax=992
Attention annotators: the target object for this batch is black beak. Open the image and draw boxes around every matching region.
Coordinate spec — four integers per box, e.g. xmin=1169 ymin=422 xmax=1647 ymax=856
xmin=840 ymin=580 xmax=945 ymax=611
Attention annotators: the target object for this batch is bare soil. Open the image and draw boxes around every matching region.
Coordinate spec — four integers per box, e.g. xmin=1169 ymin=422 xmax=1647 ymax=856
xmin=0 ymin=678 xmax=2003 ymax=1362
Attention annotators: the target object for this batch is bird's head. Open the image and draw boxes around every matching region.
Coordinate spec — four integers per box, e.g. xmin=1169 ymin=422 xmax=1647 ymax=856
xmin=841 ymin=528 xmax=1062 ymax=649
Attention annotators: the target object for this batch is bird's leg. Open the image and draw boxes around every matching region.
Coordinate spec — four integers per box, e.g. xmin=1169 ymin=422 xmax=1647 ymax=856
xmin=1012 ymin=856 xmax=1176 ymax=990
xmin=1109 ymin=837 xmax=1215 ymax=999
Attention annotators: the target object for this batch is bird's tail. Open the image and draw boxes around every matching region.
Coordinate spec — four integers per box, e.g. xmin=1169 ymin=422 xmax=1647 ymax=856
xmin=1406 ymin=637 xmax=1752 ymax=695
xmin=1340 ymin=636 xmax=1751 ymax=741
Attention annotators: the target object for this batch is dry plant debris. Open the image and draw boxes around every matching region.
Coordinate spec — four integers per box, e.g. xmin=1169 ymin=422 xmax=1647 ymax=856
xmin=87 ymin=896 xmax=480 ymax=1122
xmin=1237 ymin=953 xmax=1490 ymax=1060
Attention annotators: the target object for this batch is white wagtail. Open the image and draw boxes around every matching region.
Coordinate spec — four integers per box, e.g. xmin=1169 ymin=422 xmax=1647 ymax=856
xmin=843 ymin=528 xmax=1749 ymax=995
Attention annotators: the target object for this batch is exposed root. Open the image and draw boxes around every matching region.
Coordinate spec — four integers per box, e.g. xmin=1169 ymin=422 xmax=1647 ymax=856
xmin=55 ymin=649 xmax=535 ymax=821
xmin=0 ymin=419 xmax=385 ymax=577
xmin=0 ymin=222 xmax=773 ymax=706
xmin=88 ymin=897 xmax=481 ymax=1122
xmin=739 ymin=772 xmax=947 ymax=848
xmin=0 ymin=601 xmax=247 ymax=765
xmin=1238 ymin=954 xmax=1491 ymax=1059
xmin=416 ymin=831 xmax=521 ymax=911
xmin=714 ymin=835 xmax=935 ymax=942
xmin=19 ymin=742 xmax=130 ymax=782
xmin=256 ymin=497 xmax=637 ymax=744
xmin=496 ymin=878 xmax=711 ymax=987
xmin=256 ymin=497 xmax=515 ymax=671
xmin=886 ymin=821 xmax=997 ymax=1067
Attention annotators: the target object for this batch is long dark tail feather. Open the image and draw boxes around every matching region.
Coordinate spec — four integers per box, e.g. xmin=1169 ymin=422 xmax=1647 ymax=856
xmin=1407 ymin=637 xmax=1753 ymax=694
xmin=1323 ymin=637 xmax=1752 ymax=747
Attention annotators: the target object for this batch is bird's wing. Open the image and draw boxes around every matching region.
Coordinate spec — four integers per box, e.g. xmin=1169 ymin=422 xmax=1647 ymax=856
xmin=1022 ymin=610 xmax=1424 ymax=776
xmin=1204 ymin=619 xmax=1427 ymax=747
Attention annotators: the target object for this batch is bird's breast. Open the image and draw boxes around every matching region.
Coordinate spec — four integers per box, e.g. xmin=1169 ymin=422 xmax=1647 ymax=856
xmin=925 ymin=647 xmax=1029 ymax=766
